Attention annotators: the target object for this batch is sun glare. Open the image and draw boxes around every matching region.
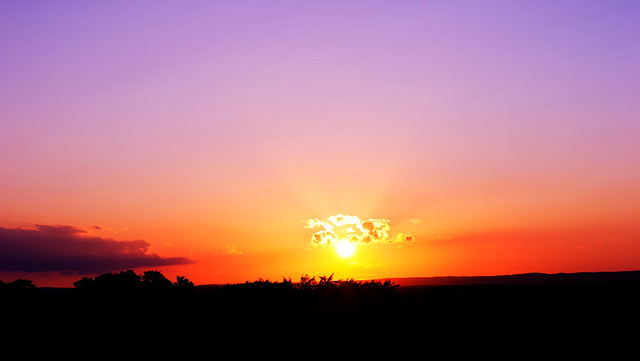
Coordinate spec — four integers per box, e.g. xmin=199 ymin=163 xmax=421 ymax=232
xmin=335 ymin=241 xmax=356 ymax=258
xmin=306 ymin=214 xmax=415 ymax=260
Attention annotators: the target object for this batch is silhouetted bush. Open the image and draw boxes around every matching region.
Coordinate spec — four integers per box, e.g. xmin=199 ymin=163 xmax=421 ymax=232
xmin=223 ymin=274 xmax=398 ymax=294
xmin=69 ymin=270 xmax=397 ymax=300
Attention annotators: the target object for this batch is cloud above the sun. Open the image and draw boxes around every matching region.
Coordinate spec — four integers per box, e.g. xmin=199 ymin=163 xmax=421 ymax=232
xmin=305 ymin=214 xmax=413 ymax=247
xmin=0 ymin=224 xmax=194 ymax=274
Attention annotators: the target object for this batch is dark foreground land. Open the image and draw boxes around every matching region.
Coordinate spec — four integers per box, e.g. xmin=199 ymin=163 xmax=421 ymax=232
xmin=3 ymin=270 xmax=640 ymax=349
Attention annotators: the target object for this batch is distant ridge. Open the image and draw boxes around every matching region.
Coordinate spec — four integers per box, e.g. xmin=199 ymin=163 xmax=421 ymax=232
xmin=379 ymin=270 xmax=640 ymax=287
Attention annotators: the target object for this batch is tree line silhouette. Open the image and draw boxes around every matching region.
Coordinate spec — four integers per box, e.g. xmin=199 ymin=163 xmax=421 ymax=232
xmin=0 ymin=278 xmax=36 ymax=291
xmin=71 ymin=269 xmax=195 ymax=292
xmin=1 ymin=269 xmax=398 ymax=297
xmin=1 ymin=270 xmax=404 ymax=332
xmin=3 ymin=269 xmax=640 ymax=342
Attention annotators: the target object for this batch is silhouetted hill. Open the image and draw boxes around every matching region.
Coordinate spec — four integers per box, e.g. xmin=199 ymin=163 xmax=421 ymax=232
xmin=381 ymin=270 xmax=640 ymax=287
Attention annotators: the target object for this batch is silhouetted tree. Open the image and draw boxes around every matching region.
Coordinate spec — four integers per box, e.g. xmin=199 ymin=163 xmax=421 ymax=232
xmin=73 ymin=276 xmax=95 ymax=290
xmin=3 ymin=279 xmax=36 ymax=291
xmin=74 ymin=270 xmax=198 ymax=295
xmin=174 ymin=275 xmax=194 ymax=289
xmin=141 ymin=270 xmax=173 ymax=289
xmin=91 ymin=270 xmax=142 ymax=291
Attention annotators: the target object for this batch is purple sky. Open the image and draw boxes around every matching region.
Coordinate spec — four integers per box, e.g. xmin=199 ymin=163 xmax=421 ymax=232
xmin=1 ymin=1 xmax=639 ymax=285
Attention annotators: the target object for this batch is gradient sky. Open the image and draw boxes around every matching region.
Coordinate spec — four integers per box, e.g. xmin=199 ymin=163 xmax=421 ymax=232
xmin=1 ymin=1 xmax=639 ymax=286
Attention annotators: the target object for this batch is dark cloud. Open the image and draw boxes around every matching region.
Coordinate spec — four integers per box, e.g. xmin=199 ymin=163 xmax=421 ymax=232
xmin=0 ymin=225 xmax=193 ymax=274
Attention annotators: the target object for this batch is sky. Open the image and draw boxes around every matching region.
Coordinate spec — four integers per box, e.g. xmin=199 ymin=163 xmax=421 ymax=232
xmin=1 ymin=1 xmax=639 ymax=287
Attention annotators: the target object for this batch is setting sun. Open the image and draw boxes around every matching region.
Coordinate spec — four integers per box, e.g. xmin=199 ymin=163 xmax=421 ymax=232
xmin=305 ymin=213 xmax=413 ymax=260
xmin=335 ymin=241 xmax=356 ymax=258
xmin=305 ymin=214 xmax=414 ymax=263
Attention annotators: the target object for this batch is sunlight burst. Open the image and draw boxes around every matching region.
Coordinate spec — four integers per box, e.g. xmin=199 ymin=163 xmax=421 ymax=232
xmin=335 ymin=240 xmax=356 ymax=258
xmin=305 ymin=214 xmax=414 ymax=254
